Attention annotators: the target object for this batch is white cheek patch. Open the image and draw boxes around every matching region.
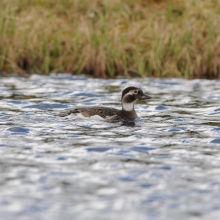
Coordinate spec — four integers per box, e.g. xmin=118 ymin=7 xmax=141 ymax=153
xmin=128 ymin=91 xmax=134 ymax=95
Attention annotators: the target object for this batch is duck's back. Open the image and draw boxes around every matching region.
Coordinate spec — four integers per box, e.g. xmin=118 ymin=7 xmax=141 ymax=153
xmin=68 ymin=106 xmax=120 ymax=119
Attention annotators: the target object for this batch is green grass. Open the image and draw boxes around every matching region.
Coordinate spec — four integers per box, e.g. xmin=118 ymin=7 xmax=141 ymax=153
xmin=0 ymin=0 xmax=220 ymax=78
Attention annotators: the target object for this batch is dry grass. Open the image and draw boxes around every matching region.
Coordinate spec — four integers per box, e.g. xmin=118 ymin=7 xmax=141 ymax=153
xmin=0 ymin=0 xmax=220 ymax=78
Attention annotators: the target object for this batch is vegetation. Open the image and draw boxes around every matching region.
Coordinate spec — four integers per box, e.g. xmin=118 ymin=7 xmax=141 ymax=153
xmin=0 ymin=0 xmax=220 ymax=79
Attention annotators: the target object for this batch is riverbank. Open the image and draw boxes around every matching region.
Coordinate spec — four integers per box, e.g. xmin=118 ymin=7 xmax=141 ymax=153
xmin=0 ymin=0 xmax=220 ymax=79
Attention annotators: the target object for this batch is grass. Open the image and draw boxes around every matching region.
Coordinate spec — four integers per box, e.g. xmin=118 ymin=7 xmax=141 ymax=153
xmin=0 ymin=0 xmax=220 ymax=79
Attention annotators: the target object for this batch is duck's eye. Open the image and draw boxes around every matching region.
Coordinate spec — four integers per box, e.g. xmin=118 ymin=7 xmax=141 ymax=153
xmin=134 ymin=90 xmax=138 ymax=94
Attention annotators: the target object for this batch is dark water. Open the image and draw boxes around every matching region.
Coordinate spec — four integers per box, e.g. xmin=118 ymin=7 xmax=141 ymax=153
xmin=0 ymin=74 xmax=219 ymax=220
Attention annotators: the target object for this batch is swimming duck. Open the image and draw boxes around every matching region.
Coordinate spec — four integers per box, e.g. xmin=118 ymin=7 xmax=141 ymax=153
xmin=62 ymin=86 xmax=152 ymax=121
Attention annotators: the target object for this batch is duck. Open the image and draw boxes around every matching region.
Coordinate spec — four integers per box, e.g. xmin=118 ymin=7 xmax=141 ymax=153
xmin=61 ymin=86 xmax=152 ymax=121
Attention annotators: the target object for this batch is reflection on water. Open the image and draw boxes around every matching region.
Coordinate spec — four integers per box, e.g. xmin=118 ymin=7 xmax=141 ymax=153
xmin=0 ymin=74 xmax=220 ymax=219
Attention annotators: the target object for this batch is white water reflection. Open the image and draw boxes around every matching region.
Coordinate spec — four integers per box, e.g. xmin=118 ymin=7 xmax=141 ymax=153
xmin=0 ymin=74 xmax=219 ymax=220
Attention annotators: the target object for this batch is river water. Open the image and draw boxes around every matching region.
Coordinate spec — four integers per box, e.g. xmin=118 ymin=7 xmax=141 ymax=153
xmin=0 ymin=74 xmax=219 ymax=220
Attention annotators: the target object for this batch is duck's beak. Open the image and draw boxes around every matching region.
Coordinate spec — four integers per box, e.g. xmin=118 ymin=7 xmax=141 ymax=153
xmin=140 ymin=94 xmax=152 ymax=100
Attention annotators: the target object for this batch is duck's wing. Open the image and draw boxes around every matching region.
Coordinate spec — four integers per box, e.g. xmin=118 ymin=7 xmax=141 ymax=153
xmin=60 ymin=107 xmax=120 ymax=118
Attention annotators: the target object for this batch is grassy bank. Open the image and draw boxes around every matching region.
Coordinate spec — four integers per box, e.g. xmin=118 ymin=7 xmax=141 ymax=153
xmin=0 ymin=0 xmax=220 ymax=79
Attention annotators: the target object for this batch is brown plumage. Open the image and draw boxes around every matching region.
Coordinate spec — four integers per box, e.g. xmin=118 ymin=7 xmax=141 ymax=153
xmin=68 ymin=107 xmax=120 ymax=118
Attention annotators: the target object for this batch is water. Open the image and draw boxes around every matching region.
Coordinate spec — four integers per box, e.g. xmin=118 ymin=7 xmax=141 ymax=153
xmin=0 ymin=74 xmax=219 ymax=220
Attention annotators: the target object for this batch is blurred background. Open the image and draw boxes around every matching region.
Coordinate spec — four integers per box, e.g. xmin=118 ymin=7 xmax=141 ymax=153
xmin=1 ymin=0 xmax=220 ymax=79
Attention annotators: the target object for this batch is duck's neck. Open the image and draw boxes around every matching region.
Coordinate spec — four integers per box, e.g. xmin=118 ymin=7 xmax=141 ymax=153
xmin=122 ymin=101 xmax=135 ymax=111
xmin=121 ymin=101 xmax=138 ymax=118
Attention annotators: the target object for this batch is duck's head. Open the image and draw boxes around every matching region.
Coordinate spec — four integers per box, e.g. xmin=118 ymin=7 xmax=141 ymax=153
xmin=121 ymin=86 xmax=152 ymax=111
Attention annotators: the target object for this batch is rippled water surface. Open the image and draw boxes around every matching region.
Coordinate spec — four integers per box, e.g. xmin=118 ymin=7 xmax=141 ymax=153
xmin=0 ymin=74 xmax=220 ymax=220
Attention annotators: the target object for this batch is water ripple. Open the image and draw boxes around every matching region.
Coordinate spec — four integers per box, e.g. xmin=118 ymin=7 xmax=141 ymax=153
xmin=0 ymin=74 xmax=219 ymax=219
